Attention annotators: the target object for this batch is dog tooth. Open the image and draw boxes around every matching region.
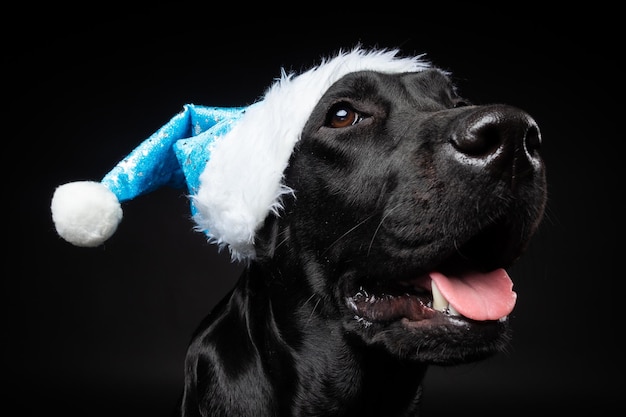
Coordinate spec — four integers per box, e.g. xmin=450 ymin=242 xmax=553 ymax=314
xmin=447 ymin=304 xmax=460 ymax=316
xmin=431 ymin=281 xmax=449 ymax=312
xmin=355 ymin=287 xmax=366 ymax=299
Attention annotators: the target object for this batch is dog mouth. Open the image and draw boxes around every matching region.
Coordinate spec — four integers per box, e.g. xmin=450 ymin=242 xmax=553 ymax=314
xmin=345 ymin=268 xmax=516 ymax=326
xmin=345 ymin=220 xmax=522 ymax=327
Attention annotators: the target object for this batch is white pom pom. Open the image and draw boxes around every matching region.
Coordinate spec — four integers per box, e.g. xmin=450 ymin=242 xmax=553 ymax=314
xmin=51 ymin=181 xmax=123 ymax=247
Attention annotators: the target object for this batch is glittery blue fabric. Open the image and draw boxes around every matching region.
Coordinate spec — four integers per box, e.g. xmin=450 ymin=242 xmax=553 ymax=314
xmin=100 ymin=104 xmax=247 ymax=204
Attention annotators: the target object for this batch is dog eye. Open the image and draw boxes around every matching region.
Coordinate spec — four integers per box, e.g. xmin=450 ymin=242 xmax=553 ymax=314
xmin=326 ymin=103 xmax=363 ymax=128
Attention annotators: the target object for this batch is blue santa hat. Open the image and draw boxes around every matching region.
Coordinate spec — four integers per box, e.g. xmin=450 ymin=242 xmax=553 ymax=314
xmin=50 ymin=47 xmax=430 ymax=261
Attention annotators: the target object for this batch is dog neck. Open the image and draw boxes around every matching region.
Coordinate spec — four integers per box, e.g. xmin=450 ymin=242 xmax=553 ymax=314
xmin=221 ymin=259 xmax=429 ymax=416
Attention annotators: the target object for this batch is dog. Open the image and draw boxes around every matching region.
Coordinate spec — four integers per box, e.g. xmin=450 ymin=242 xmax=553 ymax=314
xmin=176 ymin=49 xmax=547 ymax=417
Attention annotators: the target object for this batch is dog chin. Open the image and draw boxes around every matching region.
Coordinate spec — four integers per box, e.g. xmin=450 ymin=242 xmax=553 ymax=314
xmin=342 ymin=309 xmax=512 ymax=364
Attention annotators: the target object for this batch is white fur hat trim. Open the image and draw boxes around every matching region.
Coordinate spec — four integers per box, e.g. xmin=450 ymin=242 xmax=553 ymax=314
xmin=192 ymin=47 xmax=430 ymax=261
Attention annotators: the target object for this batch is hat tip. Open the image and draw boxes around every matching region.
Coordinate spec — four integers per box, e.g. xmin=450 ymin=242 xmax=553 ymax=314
xmin=51 ymin=181 xmax=123 ymax=247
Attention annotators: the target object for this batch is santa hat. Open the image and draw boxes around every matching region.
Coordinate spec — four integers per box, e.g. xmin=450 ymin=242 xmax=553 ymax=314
xmin=50 ymin=47 xmax=430 ymax=261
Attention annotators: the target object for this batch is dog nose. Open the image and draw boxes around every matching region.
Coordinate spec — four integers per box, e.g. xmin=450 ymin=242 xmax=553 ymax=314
xmin=449 ymin=105 xmax=542 ymax=186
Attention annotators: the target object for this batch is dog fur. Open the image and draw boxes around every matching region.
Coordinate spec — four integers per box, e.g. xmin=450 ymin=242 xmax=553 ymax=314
xmin=178 ymin=56 xmax=547 ymax=417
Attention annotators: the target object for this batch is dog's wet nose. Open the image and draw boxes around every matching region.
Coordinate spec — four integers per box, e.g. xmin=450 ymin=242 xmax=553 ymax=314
xmin=449 ymin=105 xmax=542 ymax=185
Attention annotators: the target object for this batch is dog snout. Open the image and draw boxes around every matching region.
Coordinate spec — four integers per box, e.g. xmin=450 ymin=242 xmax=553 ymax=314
xmin=448 ymin=105 xmax=542 ymax=185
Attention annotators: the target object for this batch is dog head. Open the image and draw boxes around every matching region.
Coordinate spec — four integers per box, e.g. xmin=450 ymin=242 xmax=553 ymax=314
xmin=255 ymin=66 xmax=547 ymax=365
xmin=50 ymin=47 xmax=547 ymax=370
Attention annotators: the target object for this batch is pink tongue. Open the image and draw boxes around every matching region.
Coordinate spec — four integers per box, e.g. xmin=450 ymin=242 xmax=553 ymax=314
xmin=428 ymin=269 xmax=517 ymax=321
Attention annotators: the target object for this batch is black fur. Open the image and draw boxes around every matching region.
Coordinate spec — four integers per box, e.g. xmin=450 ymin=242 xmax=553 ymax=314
xmin=179 ymin=68 xmax=547 ymax=416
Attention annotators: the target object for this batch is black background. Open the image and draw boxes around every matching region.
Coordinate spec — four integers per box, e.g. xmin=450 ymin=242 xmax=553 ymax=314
xmin=5 ymin=6 xmax=621 ymax=416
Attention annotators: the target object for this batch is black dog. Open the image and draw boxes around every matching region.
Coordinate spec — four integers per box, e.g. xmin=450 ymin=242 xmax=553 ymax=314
xmin=177 ymin=59 xmax=547 ymax=415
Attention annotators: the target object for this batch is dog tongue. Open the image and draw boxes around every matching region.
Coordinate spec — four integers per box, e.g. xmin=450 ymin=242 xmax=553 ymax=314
xmin=429 ymin=269 xmax=516 ymax=321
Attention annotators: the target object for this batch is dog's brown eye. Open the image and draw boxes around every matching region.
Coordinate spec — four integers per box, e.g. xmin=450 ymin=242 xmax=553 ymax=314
xmin=327 ymin=103 xmax=363 ymax=128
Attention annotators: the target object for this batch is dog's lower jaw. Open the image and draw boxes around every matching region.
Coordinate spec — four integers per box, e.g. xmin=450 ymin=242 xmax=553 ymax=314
xmin=340 ymin=271 xmax=513 ymax=364
xmin=343 ymin=308 xmax=512 ymax=365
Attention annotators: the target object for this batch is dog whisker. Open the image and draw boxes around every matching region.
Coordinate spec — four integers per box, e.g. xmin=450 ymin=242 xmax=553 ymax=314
xmin=452 ymin=238 xmax=471 ymax=260
xmin=367 ymin=207 xmax=397 ymax=256
xmin=307 ymin=297 xmax=322 ymax=325
xmin=302 ymin=293 xmax=317 ymax=307
xmin=274 ymin=232 xmax=290 ymax=252
xmin=320 ymin=215 xmax=375 ymax=256
xmin=301 ymin=294 xmax=323 ymax=327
